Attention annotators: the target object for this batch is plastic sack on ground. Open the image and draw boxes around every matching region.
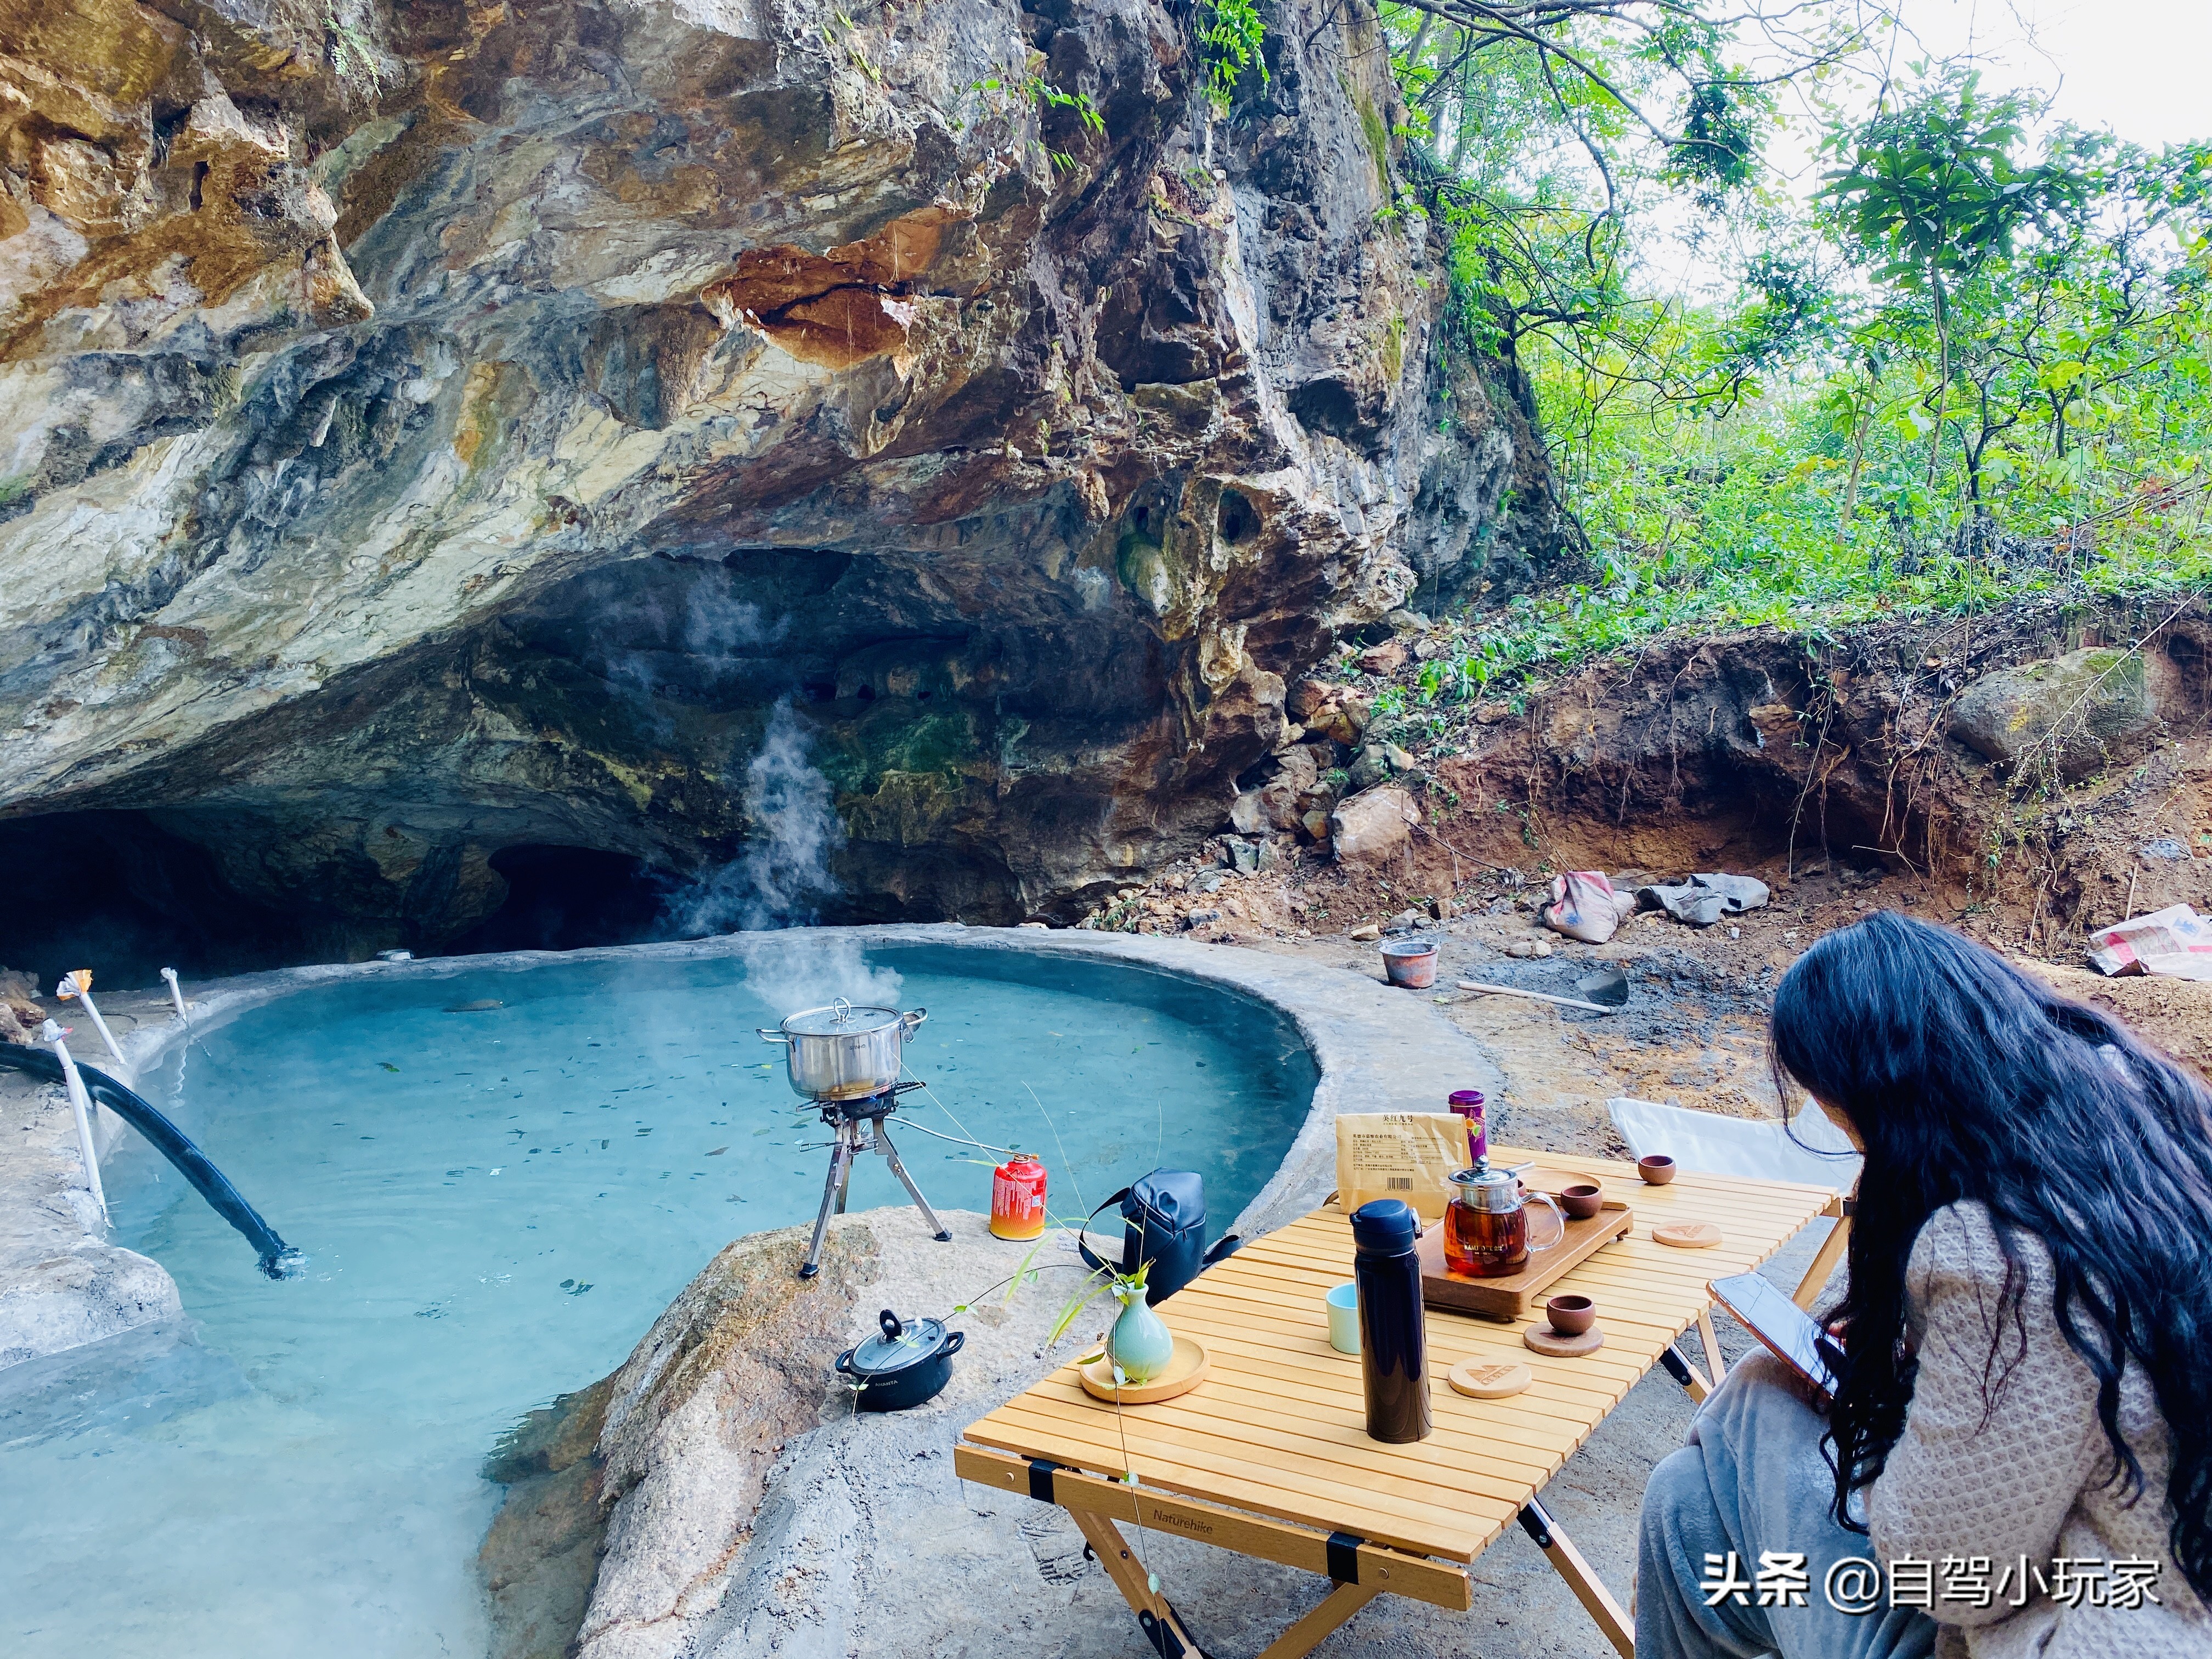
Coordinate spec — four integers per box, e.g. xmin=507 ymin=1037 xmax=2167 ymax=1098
xmin=2086 ymin=904 xmax=2212 ymax=980
xmin=1637 ymin=873 xmax=1770 ymax=928
xmin=1333 ymin=1113 xmax=1469 ymax=1219
xmin=1541 ymin=871 xmax=1638 ymax=943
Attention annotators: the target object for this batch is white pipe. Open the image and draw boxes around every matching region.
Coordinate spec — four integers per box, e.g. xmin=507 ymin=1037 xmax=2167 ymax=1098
xmin=60 ymin=975 xmax=132 ymax=1081
xmin=160 ymin=967 xmax=188 ymax=1020
xmin=41 ymin=1019 xmax=109 ymax=1226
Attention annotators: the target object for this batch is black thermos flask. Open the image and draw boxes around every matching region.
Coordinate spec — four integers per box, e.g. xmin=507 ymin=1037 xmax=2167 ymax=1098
xmin=1350 ymin=1198 xmax=1432 ymax=1443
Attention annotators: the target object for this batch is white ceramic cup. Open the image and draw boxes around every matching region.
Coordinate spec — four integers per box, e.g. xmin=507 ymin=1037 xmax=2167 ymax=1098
xmin=1325 ymin=1281 xmax=1360 ymax=1354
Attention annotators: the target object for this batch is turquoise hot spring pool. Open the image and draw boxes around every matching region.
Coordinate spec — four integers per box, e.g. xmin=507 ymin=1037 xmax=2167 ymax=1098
xmin=0 ymin=940 xmax=1316 ymax=1657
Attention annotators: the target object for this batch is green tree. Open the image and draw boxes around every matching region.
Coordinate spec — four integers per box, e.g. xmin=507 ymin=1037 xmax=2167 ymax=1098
xmin=1817 ymin=70 xmax=2089 ymax=487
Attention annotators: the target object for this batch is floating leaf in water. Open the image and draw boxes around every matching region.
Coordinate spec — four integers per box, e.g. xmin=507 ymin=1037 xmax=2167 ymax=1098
xmin=379 ymin=1062 xmax=399 ymax=1072
xmin=706 ymin=1147 xmax=727 ymax=1156
xmin=446 ymin=1000 xmax=504 ymax=1013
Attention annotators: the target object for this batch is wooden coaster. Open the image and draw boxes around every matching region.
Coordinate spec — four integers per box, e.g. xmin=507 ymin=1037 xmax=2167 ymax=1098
xmin=1523 ymin=1324 xmax=1605 ymax=1357
xmin=1447 ymin=1359 xmax=1533 ymax=1399
xmin=1653 ymin=1222 xmax=1723 ymax=1250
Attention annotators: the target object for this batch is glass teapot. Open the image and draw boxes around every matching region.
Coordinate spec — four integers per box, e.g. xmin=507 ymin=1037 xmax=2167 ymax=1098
xmin=1443 ymin=1161 xmax=1567 ymax=1278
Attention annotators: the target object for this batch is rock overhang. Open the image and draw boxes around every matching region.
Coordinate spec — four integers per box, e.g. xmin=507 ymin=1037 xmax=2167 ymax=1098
xmin=1 ymin=0 xmax=1568 ymax=956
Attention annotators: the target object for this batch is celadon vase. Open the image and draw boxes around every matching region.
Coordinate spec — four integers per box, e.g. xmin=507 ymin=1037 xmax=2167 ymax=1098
xmin=1107 ymin=1283 xmax=1176 ymax=1384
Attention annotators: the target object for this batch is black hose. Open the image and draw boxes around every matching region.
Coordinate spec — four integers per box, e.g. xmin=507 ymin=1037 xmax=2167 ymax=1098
xmin=0 ymin=1043 xmax=303 ymax=1279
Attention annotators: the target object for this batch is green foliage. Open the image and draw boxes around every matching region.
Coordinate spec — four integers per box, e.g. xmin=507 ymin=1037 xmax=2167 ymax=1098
xmin=1198 ymin=0 xmax=1268 ymax=118
xmin=1372 ymin=3 xmax=2211 ymax=673
xmin=1029 ymin=75 xmax=1108 ymax=137
xmin=323 ymin=1 xmax=387 ymax=93
xmin=1818 ymin=71 xmax=2085 ymax=295
xmin=962 ymin=74 xmax=1107 ymax=172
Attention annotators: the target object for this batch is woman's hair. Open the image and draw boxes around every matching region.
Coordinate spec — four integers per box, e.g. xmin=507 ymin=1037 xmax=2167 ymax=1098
xmin=1770 ymin=910 xmax=2212 ymax=1604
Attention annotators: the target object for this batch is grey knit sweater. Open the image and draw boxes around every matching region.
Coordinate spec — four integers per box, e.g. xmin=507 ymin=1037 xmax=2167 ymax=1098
xmin=1866 ymin=1201 xmax=2211 ymax=1656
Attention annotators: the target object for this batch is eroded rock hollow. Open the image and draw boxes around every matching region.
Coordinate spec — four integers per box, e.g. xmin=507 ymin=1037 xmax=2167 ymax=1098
xmin=1 ymin=0 xmax=1565 ymax=967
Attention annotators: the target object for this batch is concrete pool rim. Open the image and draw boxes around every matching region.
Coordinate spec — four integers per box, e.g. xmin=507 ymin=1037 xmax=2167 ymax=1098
xmin=0 ymin=924 xmax=1500 ymax=1374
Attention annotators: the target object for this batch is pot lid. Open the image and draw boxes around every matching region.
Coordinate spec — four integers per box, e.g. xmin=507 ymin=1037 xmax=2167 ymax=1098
xmin=847 ymin=1309 xmax=952 ymax=1376
xmin=780 ymin=1000 xmax=905 ymax=1037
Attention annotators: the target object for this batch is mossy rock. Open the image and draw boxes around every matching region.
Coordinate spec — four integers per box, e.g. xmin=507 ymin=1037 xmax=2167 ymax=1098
xmin=1948 ymin=648 xmax=2156 ymax=780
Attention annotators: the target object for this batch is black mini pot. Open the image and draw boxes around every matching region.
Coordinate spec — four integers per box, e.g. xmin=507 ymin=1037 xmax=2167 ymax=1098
xmin=835 ymin=1310 xmax=965 ymax=1412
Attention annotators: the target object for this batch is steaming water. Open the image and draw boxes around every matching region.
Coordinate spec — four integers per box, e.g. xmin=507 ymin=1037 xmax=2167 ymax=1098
xmin=0 ymin=944 xmax=1313 ymax=1657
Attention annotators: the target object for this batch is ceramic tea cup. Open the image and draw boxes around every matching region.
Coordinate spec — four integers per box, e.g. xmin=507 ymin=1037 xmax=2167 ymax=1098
xmin=1637 ymin=1154 xmax=1678 ymax=1186
xmin=1545 ymin=1294 xmax=1596 ymax=1336
xmin=1325 ymin=1282 xmax=1361 ymax=1355
xmin=1558 ymin=1181 xmax=1605 ymax=1220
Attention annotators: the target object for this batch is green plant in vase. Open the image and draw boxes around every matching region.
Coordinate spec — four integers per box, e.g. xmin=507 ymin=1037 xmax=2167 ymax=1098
xmin=1049 ymin=1260 xmax=1175 ymax=1384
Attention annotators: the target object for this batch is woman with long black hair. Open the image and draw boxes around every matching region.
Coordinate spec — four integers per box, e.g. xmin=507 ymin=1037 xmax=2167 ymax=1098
xmin=1635 ymin=910 xmax=2212 ymax=1657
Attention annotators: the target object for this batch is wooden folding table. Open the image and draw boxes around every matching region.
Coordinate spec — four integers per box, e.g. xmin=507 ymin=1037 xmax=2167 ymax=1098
xmin=956 ymin=1147 xmax=1842 ymax=1658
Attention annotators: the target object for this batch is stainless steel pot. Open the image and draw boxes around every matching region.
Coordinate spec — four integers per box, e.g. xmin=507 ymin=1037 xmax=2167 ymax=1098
xmin=758 ymin=999 xmax=927 ymax=1100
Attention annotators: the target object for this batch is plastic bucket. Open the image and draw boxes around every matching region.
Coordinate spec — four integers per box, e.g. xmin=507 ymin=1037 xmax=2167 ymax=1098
xmin=1379 ymin=938 xmax=1438 ymax=989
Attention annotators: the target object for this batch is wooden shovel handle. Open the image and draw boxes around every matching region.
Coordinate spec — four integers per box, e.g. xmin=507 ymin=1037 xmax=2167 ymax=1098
xmin=1457 ymin=981 xmax=1616 ymax=1014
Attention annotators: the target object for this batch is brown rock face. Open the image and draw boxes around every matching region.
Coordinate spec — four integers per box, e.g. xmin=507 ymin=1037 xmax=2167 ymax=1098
xmin=0 ymin=0 xmax=1566 ymax=969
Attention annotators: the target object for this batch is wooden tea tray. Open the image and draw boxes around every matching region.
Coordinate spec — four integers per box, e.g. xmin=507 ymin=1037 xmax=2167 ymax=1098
xmin=1417 ymin=1167 xmax=1634 ymax=1321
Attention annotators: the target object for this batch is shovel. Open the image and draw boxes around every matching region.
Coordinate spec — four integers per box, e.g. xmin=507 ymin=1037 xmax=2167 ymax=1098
xmin=1454 ymin=963 xmax=1630 ymax=1015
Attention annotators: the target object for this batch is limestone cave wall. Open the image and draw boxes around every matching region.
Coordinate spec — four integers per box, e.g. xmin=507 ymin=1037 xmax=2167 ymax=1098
xmin=0 ymin=0 xmax=1567 ymax=971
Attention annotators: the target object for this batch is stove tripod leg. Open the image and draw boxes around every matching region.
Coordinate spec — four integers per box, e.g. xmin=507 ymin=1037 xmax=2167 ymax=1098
xmin=874 ymin=1122 xmax=952 ymax=1242
xmin=800 ymin=1124 xmax=856 ymax=1279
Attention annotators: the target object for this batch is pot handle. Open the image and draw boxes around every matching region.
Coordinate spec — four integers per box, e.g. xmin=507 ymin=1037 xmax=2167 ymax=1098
xmin=899 ymin=1007 xmax=929 ymax=1036
xmin=941 ymin=1330 xmax=966 ymax=1356
xmin=755 ymin=1029 xmax=791 ymax=1043
xmin=833 ymin=1347 xmax=857 ymax=1375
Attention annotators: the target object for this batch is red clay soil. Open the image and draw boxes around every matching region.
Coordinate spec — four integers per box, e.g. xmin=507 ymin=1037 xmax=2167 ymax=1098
xmin=1088 ymin=592 xmax=2212 ymax=1119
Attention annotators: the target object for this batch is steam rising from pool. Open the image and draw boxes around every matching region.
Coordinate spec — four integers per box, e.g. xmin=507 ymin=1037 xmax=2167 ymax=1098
xmin=735 ymin=929 xmax=905 ymax=1017
xmin=663 ymin=696 xmax=848 ymax=939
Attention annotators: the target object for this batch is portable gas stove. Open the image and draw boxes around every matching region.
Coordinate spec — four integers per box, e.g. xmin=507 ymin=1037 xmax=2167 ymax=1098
xmin=796 ymin=1080 xmax=951 ymax=1278
xmin=759 ymin=1000 xmax=953 ymax=1280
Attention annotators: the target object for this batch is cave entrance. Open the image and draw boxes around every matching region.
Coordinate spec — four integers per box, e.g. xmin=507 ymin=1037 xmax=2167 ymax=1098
xmin=0 ymin=810 xmax=306 ymax=991
xmin=442 ymin=846 xmax=672 ymax=956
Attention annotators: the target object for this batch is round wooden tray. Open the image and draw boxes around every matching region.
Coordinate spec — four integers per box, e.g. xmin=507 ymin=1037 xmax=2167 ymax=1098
xmin=1078 ymin=1334 xmax=1210 ymax=1404
xmin=1654 ymin=1222 xmax=1723 ymax=1250
xmin=1524 ymin=1324 xmax=1605 ymax=1357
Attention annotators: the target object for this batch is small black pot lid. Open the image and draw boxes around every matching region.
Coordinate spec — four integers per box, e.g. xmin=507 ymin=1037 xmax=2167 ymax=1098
xmin=847 ymin=1310 xmax=951 ymax=1376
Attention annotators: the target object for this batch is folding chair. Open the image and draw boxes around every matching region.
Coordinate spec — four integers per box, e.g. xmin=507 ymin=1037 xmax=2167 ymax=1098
xmin=1609 ymin=1095 xmax=1860 ymax=1397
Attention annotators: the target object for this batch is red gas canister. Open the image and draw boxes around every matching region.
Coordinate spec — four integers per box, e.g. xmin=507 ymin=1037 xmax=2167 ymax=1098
xmin=989 ymin=1155 xmax=1049 ymax=1240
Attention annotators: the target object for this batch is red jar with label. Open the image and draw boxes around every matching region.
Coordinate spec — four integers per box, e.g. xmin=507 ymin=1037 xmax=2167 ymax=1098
xmin=989 ymin=1155 xmax=1049 ymax=1240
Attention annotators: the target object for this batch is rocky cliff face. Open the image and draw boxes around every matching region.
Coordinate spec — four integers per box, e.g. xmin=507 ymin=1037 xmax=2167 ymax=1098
xmin=0 ymin=0 xmax=1564 ymax=963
